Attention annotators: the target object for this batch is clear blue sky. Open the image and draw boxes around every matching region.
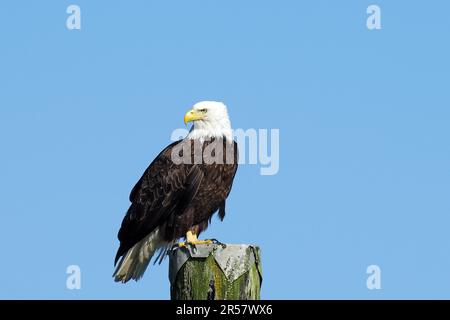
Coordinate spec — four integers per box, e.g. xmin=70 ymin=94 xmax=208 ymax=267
xmin=1 ymin=1 xmax=449 ymax=299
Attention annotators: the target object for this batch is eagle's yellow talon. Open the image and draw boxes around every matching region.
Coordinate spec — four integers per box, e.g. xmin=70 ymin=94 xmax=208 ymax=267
xmin=178 ymin=231 xmax=214 ymax=247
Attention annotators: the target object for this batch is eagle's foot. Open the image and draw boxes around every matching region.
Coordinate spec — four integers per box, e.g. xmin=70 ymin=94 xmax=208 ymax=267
xmin=178 ymin=231 xmax=224 ymax=248
xmin=178 ymin=239 xmax=214 ymax=248
xmin=178 ymin=239 xmax=226 ymax=249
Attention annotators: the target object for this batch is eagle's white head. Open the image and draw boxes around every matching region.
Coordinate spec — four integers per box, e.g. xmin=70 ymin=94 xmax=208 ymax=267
xmin=184 ymin=101 xmax=233 ymax=142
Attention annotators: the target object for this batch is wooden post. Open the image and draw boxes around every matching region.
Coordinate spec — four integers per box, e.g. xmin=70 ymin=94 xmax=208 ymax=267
xmin=169 ymin=244 xmax=262 ymax=300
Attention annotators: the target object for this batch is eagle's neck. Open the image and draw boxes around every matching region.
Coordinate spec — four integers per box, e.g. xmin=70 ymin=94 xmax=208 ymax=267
xmin=186 ymin=118 xmax=233 ymax=143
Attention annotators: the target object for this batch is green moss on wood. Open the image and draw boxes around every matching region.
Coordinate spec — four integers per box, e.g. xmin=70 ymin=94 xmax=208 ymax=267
xmin=171 ymin=248 xmax=262 ymax=300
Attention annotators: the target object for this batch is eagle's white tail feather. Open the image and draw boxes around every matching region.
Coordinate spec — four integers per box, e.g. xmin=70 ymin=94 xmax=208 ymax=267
xmin=113 ymin=228 xmax=167 ymax=283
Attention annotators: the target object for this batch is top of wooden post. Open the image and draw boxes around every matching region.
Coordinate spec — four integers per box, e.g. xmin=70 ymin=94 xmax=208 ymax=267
xmin=168 ymin=244 xmax=262 ymax=285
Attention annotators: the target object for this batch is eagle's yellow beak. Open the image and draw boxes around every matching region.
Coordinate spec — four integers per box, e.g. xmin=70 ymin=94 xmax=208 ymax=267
xmin=184 ymin=108 xmax=205 ymax=125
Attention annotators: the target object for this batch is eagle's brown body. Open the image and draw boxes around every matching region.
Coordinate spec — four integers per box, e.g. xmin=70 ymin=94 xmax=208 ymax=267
xmin=114 ymin=137 xmax=238 ymax=270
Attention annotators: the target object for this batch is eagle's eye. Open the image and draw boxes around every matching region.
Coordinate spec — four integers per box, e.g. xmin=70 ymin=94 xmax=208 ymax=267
xmin=198 ymin=108 xmax=207 ymax=113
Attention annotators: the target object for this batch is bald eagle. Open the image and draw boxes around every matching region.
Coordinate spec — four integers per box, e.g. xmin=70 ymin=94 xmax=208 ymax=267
xmin=113 ymin=101 xmax=238 ymax=283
